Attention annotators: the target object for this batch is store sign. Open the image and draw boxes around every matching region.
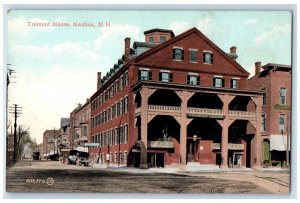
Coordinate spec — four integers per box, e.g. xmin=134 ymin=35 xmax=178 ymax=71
xmin=84 ymin=143 xmax=100 ymax=147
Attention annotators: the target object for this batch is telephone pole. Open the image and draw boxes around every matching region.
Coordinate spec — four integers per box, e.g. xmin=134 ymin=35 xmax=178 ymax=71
xmin=9 ymin=104 xmax=22 ymax=162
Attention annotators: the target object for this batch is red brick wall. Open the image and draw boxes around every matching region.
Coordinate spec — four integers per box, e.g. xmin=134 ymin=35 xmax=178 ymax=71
xmin=248 ymin=68 xmax=291 ymax=136
xmin=135 ymin=32 xmax=248 ymax=89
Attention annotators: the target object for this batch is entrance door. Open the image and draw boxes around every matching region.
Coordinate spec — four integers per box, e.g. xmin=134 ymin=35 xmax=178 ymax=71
xmin=187 ymin=140 xmax=199 ymax=162
xmin=148 ymin=153 xmax=165 ymax=168
xmin=156 ymin=153 xmax=164 ymax=168
xmin=233 ymin=153 xmax=242 ymax=168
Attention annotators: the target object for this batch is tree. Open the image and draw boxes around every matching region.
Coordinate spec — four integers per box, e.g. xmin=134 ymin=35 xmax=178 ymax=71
xmin=16 ymin=125 xmax=31 ymax=159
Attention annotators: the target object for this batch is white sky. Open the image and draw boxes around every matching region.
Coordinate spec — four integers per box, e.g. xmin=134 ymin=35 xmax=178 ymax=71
xmin=4 ymin=9 xmax=293 ymax=145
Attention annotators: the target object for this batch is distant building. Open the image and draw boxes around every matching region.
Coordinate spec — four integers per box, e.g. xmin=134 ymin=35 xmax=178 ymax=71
xmin=89 ymin=27 xmax=263 ymax=169
xmin=42 ymin=129 xmax=60 ymax=157
xmin=69 ymin=99 xmax=91 ymax=151
xmin=59 ymin=117 xmax=71 ymax=150
xmin=248 ymin=62 xmax=291 ymax=167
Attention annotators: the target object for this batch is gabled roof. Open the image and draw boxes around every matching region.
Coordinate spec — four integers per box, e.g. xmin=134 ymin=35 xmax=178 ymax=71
xmin=134 ymin=27 xmax=249 ymax=76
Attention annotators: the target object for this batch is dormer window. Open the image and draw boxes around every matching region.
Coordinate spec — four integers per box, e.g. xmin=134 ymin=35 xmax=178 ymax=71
xmin=173 ymin=47 xmax=184 ymax=60
xmin=160 ymin=36 xmax=166 ymax=43
xmin=148 ymin=36 xmax=154 ymax=43
xmin=203 ymin=51 xmax=213 ymax=64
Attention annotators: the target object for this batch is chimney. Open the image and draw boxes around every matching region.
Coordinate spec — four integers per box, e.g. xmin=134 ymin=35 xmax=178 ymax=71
xmin=97 ymin=72 xmax=102 ymax=90
xmin=229 ymin=46 xmax=238 ymax=60
xmin=255 ymin=61 xmax=262 ymax=75
xmin=124 ymin=37 xmax=131 ymax=62
xmin=230 ymin=46 xmax=237 ymax=54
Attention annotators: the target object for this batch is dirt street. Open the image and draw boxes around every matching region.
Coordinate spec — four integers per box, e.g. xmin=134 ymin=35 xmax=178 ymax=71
xmin=6 ymin=160 xmax=290 ymax=194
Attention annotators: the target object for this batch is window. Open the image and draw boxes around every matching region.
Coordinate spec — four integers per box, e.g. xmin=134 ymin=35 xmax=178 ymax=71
xmin=110 ymin=86 xmax=114 ymax=97
xmin=261 ymin=114 xmax=266 ymax=132
xmin=173 ymin=48 xmax=184 ymax=60
xmin=91 ymin=118 xmax=94 ymax=128
xmin=213 ymin=77 xmax=224 ymax=87
xmin=187 ymin=74 xmax=200 ymax=85
xmin=114 ymin=128 xmax=118 ymax=145
xmin=114 ymin=152 xmax=117 ymax=163
xmin=231 ymin=79 xmax=238 ymax=89
xmin=115 ymin=103 xmax=119 ymax=117
xmin=263 ymin=92 xmax=266 ymax=105
xmin=189 ymin=50 xmax=197 ymax=62
xmin=109 ymin=153 xmax=112 ymax=162
xmin=119 ymin=152 xmax=122 ymax=163
xmin=280 ymin=88 xmax=286 ymax=105
xmin=103 ymin=131 xmax=106 ymax=146
xmin=110 ymin=106 xmax=113 ymax=120
xmin=148 ymin=36 xmax=154 ymax=43
xmin=110 ymin=130 xmax=113 ymax=146
xmin=107 ymin=108 xmax=110 ymax=121
xmin=99 ymin=133 xmax=102 ymax=147
xmin=124 ymin=152 xmax=127 ymax=164
xmin=81 ymin=126 xmax=87 ymax=136
xmin=138 ymin=69 xmax=152 ymax=80
xmin=119 ymin=99 xmax=123 ymax=115
xmin=203 ymin=51 xmax=213 ymax=64
xmin=124 ymin=72 xmax=129 ymax=86
xmin=119 ymin=126 xmax=123 ymax=144
xmin=279 ymin=114 xmax=285 ymax=132
xmin=120 ymin=76 xmax=123 ymax=90
xmin=159 ymin=71 xmax=172 ymax=82
xmin=160 ymin=36 xmax=166 ymax=43
xmin=115 ymin=81 xmax=118 ymax=94
xmin=75 ymin=129 xmax=80 ymax=139
xmin=124 ymin=97 xmax=128 ymax=113
xmin=124 ymin=125 xmax=128 ymax=143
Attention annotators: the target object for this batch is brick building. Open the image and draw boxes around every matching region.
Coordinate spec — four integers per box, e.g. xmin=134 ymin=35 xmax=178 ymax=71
xmin=248 ymin=62 xmax=291 ymax=167
xmin=59 ymin=117 xmax=71 ymax=150
xmin=69 ymin=99 xmax=91 ymax=151
xmin=89 ymin=28 xmax=263 ymax=169
xmin=42 ymin=129 xmax=60 ymax=157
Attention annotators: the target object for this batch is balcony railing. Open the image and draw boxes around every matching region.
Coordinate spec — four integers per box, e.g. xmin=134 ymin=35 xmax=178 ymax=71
xmin=148 ymin=105 xmax=181 ymax=112
xmin=147 ymin=141 xmax=174 ymax=148
xmin=187 ymin=107 xmax=224 ymax=119
xmin=211 ymin=143 xmax=244 ymax=150
xmin=229 ymin=110 xmax=256 ymax=117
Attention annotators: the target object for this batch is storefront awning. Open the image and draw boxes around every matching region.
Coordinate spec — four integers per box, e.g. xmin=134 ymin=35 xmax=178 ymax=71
xmin=270 ymin=134 xmax=290 ymax=151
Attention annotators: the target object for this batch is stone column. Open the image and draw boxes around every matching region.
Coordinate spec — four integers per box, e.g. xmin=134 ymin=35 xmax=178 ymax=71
xmin=218 ymin=94 xmax=234 ymax=169
xmin=140 ymin=88 xmax=155 ymax=169
xmin=251 ymin=96 xmax=263 ymax=169
xmin=175 ymin=91 xmax=194 ymax=171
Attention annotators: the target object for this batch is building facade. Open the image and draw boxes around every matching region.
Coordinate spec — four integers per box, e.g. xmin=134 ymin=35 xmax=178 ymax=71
xmin=42 ymin=129 xmax=61 ymax=157
xmin=59 ymin=117 xmax=71 ymax=150
xmin=89 ymin=28 xmax=263 ymax=169
xmin=248 ymin=62 xmax=291 ymax=167
xmin=69 ymin=99 xmax=91 ymax=151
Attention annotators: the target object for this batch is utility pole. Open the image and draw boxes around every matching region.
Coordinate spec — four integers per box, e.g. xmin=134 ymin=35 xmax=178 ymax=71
xmin=9 ymin=104 xmax=22 ymax=162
